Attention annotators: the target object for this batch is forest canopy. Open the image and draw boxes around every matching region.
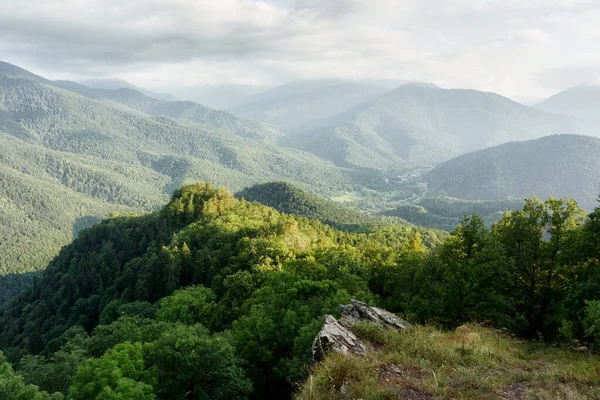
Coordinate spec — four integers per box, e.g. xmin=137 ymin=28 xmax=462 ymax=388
xmin=0 ymin=183 xmax=598 ymax=399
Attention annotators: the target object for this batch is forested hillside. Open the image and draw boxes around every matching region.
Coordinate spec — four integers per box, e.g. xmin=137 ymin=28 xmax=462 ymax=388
xmin=424 ymin=134 xmax=600 ymax=211
xmin=237 ymin=182 xmax=404 ymax=228
xmin=0 ymin=183 xmax=599 ymax=399
xmin=381 ymin=197 xmax=525 ymax=231
xmin=95 ymin=88 xmax=283 ymax=140
xmin=0 ymin=130 xmax=168 ymax=277
xmin=283 ymin=85 xmax=581 ymax=169
xmin=0 ymin=66 xmax=378 ymax=284
xmin=236 ymin=182 xmax=447 ymax=247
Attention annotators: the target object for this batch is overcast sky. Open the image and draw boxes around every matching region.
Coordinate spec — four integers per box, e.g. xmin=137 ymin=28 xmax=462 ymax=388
xmin=1 ymin=0 xmax=599 ymax=101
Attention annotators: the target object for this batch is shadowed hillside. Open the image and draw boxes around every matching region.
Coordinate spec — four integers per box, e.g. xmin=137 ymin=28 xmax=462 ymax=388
xmin=423 ymin=134 xmax=600 ymax=211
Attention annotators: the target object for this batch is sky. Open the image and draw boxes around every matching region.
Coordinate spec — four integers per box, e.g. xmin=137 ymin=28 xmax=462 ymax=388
xmin=1 ymin=0 xmax=599 ymax=102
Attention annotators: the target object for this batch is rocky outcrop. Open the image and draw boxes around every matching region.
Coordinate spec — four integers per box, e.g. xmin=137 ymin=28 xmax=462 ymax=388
xmin=311 ymin=300 xmax=412 ymax=363
xmin=312 ymin=315 xmax=369 ymax=363
xmin=339 ymin=300 xmax=412 ymax=330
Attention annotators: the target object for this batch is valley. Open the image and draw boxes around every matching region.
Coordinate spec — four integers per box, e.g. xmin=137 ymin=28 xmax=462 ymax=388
xmin=1 ymin=60 xmax=599 ymax=297
xmin=0 ymin=57 xmax=599 ymax=400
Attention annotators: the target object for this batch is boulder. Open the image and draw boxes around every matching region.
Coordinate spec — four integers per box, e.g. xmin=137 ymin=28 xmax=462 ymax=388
xmin=339 ymin=300 xmax=412 ymax=330
xmin=311 ymin=301 xmax=412 ymax=363
xmin=312 ymin=315 xmax=369 ymax=363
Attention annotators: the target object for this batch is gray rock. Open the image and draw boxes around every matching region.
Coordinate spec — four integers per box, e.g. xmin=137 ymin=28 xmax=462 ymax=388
xmin=311 ymin=301 xmax=412 ymax=363
xmin=339 ymin=300 xmax=412 ymax=330
xmin=312 ymin=315 xmax=369 ymax=363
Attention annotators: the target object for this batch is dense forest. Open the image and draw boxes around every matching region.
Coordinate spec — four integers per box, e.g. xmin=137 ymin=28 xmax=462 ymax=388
xmin=0 ymin=65 xmax=389 ymax=302
xmin=381 ymin=197 xmax=525 ymax=231
xmin=238 ymin=181 xmax=440 ymax=235
xmin=0 ymin=183 xmax=599 ymax=399
xmin=2 ymin=62 xmax=599 ymax=296
xmin=424 ymin=134 xmax=600 ymax=212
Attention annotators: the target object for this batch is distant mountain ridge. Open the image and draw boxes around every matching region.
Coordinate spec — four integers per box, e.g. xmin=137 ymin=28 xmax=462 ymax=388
xmin=239 ymin=79 xmax=346 ymax=105
xmin=535 ymin=85 xmax=600 ymax=134
xmin=80 ymin=78 xmax=179 ymax=101
xmin=228 ymin=80 xmax=441 ymax=131
xmin=0 ymin=61 xmax=285 ymax=141
xmin=283 ymin=85 xmax=582 ymax=169
xmin=92 ymin=88 xmax=285 ymax=140
xmin=423 ymin=134 xmax=600 ymax=211
xmin=0 ymin=61 xmax=49 ymax=82
xmin=230 ymin=81 xmax=389 ymax=130
xmin=0 ymin=63 xmax=374 ymax=285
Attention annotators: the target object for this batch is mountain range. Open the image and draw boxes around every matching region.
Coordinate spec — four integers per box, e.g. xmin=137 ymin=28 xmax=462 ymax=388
xmin=1 ymin=59 xmax=599 ymax=286
xmin=229 ymin=81 xmax=389 ymax=130
xmin=282 ymin=85 xmax=582 ymax=169
xmin=535 ymin=84 xmax=600 ymax=131
xmin=0 ymin=62 xmax=376 ymax=284
xmin=423 ymin=134 xmax=600 ymax=211
xmin=0 ymin=59 xmax=600 ymax=399
xmin=80 ymin=78 xmax=179 ymax=101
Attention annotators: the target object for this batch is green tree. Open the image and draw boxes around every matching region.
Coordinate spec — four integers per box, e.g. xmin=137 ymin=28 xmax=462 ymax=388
xmin=493 ymin=197 xmax=586 ymax=337
xmin=435 ymin=215 xmax=509 ymax=325
xmin=146 ymin=324 xmax=251 ymax=400
xmin=155 ymin=285 xmax=216 ymax=327
xmin=583 ymin=300 xmax=600 ymax=344
xmin=232 ymin=273 xmax=350 ymax=398
xmin=18 ymin=339 xmax=88 ymax=395
xmin=69 ymin=342 xmax=156 ymax=400
xmin=0 ymin=351 xmax=63 ymax=400
xmin=408 ymin=231 xmax=426 ymax=256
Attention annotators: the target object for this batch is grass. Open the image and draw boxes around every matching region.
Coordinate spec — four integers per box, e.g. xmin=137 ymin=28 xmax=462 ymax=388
xmin=330 ymin=192 xmax=362 ymax=204
xmin=295 ymin=323 xmax=600 ymax=399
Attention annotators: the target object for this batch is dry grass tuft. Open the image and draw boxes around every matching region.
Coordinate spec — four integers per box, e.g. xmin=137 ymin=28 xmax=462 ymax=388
xmin=465 ymin=332 xmax=481 ymax=347
xmin=455 ymin=325 xmax=472 ymax=335
xmin=295 ymin=323 xmax=600 ymax=400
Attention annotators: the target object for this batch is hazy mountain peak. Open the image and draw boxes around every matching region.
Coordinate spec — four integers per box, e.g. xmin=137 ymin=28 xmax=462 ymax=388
xmin=535 ymin=84 xmax=600 ymax=133
xmin=80 ymin=78 xmax=136 ymax=90
xmin=400 ymin=81 xmax=440 ymax=89
xmin=283 ymin=84 xmax=581 ymax=170
xmin=0 ymin=60 xmax=48 ymax=82
xmin=81 ymin=77 xmax=178 ymax=101
xmin=241 ymin=79 xmax=346 ymax=105
xmin=229 ymin=80 xmax=389 ymax=129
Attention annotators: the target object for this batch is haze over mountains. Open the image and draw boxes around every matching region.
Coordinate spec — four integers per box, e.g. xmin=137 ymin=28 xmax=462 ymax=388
xmin=1 ymin=62 xmax=600 ymax=400
xmin=0 ymin=58 xmax=599 ymax=288
xmin=282 ymin=85 xmax=582 ymax=169
xmin=0 ymin=61 xmax=373 ymax=282
xmin=230 ymin=81 xmax=389 ymax=130
xmin=80 ymin=78 xmax=179 ymax=102
xmin=535 ymin=84 xmax=600 ymax=130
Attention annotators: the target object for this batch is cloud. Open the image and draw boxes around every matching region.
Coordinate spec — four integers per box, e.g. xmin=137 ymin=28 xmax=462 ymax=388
xmin=0 ymin=0 xmax=420 ymax=81
xmin=0 ymin=0 xmax=294 ymax=67
xmin=0 ymin=0 xmax=599 ymax=99
xmin=514 ymin=28 xmax=549 ymax=43
xmin=441 ymin=0 xmax=597 ymax=13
